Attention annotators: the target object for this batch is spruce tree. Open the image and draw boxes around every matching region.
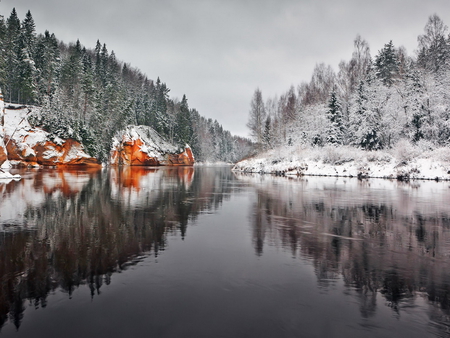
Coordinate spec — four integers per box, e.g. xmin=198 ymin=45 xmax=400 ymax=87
xmin=0 ymin=15 xmax=7 ymax=90
xmin=34 ymin=31 xmax=60 ymax=97
xmin=375 ymin=41 xmax=399 ymax=86
xmin=263 ymin=116 xmax=272 ymax=149
xmin=5 ymin=8 xmax=21 ymax=102
xmin=326 ymin=90 xmax=345 ymax=145
xmin=175 ymin=94 xmax=193 ymax=146
xmin=22 ymin=10 xmax=36 ymax=59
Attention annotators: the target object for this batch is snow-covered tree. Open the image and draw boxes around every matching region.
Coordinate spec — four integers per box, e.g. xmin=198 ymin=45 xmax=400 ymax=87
xmin=375 ymin=40 xmax=399 ymax=86
xmin=247 ymin=88 xmax=266 ymax=147
xmin=417 ymin=14 xmax=449 ymax=73
xmin=325 ymin=90 xmax=345 ymax=145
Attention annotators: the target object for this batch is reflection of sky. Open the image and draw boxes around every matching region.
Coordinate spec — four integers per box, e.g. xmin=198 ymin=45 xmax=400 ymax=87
xmin=1 ymin=184 xmax=438 ymax=338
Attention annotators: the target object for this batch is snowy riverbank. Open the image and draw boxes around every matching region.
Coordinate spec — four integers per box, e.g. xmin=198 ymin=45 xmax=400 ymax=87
xmin=232 ymin=143 xmax=450 ymax=181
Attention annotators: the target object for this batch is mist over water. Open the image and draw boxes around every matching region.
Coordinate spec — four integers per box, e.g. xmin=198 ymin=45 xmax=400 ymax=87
xmin=1 ymin=167 xmax=450 ymax=337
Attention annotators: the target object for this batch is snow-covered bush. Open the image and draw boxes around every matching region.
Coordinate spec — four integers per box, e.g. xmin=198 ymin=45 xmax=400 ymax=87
xmin=365 ymin=150 xmax=392 ymax=163
xmin=391 ymin=139 xmax=419 ymax=164
xmin=321 ymin=145 xmax=358 ymax=165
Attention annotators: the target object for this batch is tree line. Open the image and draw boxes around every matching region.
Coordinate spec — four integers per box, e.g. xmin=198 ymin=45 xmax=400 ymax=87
xmin=248 ymin=14 xmax=450 ymax=152
xmin=0 ymin=8 xmax=252 ymax=162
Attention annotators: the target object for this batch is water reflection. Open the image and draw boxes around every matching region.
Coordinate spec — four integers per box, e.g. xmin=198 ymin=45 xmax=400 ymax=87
xmin=0 ymin=166 xmax=234 ymax=330
xmin=237 ymin=174 xmax=450 ymax=336
xmin=3 ymin=167 xmax=450 ymax=337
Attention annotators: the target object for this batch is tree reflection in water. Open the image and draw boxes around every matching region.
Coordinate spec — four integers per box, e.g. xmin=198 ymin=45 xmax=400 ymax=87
xmin=2 ymin=168 xmax=450 ymax=336
xmin=238 ymin=173 xmax=450 ymax=336
xmin=0 ymin=166 xmax=234 ymax=330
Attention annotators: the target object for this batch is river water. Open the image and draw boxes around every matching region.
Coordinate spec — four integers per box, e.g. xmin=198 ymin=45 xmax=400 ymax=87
xmin=1 ymin=166 xmax=450 ymax=337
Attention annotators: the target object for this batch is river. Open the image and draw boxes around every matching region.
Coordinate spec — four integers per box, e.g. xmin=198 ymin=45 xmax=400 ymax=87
xmin=0 ymin=166 xmax=450 ymax=337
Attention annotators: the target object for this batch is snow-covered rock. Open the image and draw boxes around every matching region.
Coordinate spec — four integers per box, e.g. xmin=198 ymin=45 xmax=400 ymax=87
xmin=110 ymin=125 xmax=195 ymax=166
xmin=0 ymin=89 xmax=7 ymax=167
xmin=3 ymin=106 xmax=100 ymax=167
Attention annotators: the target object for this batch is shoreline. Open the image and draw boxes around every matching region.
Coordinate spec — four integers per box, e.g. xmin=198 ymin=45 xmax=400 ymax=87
xmin=232 ymin=146 xmax=450 ymax=182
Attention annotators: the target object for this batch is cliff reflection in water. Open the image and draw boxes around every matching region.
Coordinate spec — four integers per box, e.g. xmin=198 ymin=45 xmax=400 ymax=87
xmin=0 ymin=166 xmax=233 ymax=330
xmin=238 ymin=173 xmax=450 ymax=335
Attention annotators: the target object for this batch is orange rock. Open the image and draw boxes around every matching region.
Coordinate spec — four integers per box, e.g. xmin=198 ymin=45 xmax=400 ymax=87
xmin=6 ymin=137 xmax=100 ymax=167
xmin=0 ymin=145 xmax=6 ymax=166
xmin=111 ymin=139 xmax=194 ymax=166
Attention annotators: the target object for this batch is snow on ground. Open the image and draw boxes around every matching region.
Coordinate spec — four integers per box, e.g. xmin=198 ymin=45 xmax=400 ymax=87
xmin=3 ymin=106 xmax=93 ymax=165
xmin=233 ymin=143 xmax=450 ymax=181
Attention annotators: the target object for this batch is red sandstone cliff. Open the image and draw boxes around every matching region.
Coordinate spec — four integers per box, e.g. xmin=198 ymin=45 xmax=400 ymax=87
xmin=110 ymin=125 xmax=194 ymax=166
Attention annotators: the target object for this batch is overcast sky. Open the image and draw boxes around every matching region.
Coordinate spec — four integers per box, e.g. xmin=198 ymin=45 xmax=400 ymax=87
xmin=2 ymin=0 xmax=450 ymax=137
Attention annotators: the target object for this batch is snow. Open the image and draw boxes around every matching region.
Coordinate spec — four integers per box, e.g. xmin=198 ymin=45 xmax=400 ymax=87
xmin=2 ymin=106 xmax=94 ymax=166
xmin=233 ymin=144 xmax=450 ymax=181
xmin=64 ymin=142 xmax=90 ymax=162
xmin=113 ymin=125 xmax=179 ymax=160
xmin=0 ymin=169 xmax=21 ymax=180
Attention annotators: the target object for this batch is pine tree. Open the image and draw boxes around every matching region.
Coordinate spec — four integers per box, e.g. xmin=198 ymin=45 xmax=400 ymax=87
xmin=34 ymin=30 xmax=60 ymax=97
xmin=375 ymin=41 xmax=399 ymax=86
xmin=262 ymin=116 xmax=272 ymax=149
xmin=5 ymin=8 xmax=21 ymax=102
xmin=175 ymin=94 xmax=193 ymax=146
xmin=16 ymin=32 xmax=37 ymax=104
xmin=151 ymin=77 xmax=170 ymax=135
xmin=349 ymin=76 xmax=384 ymax=150
xmin=326 ymin=90 xmax=345 ymax=145
xmin=21 ymin=10 xmax=36 ymax=59
xmin=0 ymin=15 xmax=7 ymax=90
xmin=403 ymin=66 xmax=428 ymax=142
xmin=81 ymin=47 xmax=95 ymax=121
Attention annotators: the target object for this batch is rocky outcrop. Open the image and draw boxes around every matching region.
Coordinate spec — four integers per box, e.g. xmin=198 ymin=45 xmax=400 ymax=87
xmin=6 ymin=136 xmax=100 ymax=167
xmin=110 ymin=125 xmax=195 ymax=166
xmin=2 ymin=102 xmax=194 ymax=167
xmin=3 ymin=106 xmax=100 ymax=167
xmin=0 ymin=89 xmax=7 ymax=167
xmin=0 ymin=146 xmax=6 ymax=167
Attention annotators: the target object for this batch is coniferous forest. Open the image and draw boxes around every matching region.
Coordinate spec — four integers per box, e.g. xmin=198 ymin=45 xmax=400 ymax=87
xmin=0 ymin=8 xmax=253 ymax=163
xmin=247 ymin=14 xmax=450 ymax=153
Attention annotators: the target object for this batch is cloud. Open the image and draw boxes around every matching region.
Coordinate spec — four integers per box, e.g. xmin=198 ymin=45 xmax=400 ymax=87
xmin=2 ymin=0 xmax=450 ymax=137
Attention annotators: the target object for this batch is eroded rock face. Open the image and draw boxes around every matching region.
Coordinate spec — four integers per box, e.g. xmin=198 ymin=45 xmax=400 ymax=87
xmin=0 ymin=146 xmax=6 ymax=166
xmin=0 ymin=89 xmax=6 ymax=167
xmin=4 ymin=107 xmax=100 ymax=167
xmin=110 ymin=138 xmax=161 ymax=166
xmin=111 ymin=125 xmax=195 ymax=166
xmin=6 ymin=137 xmax=100 ymax=167
xmin=163 ymin=146 xmax=195 ymax=166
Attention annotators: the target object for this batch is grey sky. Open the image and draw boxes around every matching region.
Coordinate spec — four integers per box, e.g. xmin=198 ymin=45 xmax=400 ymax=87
xmin=2 ymin=0 xmax=450 ymax=137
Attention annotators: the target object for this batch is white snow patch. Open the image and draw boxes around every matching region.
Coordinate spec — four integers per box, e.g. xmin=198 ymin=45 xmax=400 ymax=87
xmin=112 ymin=125 xmax=180 ymax=161
xmin=233 ymin=145 xmax=450 ymax=181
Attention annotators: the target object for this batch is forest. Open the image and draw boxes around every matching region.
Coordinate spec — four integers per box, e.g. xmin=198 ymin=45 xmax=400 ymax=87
xmin=247 ymin=14 xmax=450 ymax=154
xmin=0 ymin=8 xmax=253 ymax=163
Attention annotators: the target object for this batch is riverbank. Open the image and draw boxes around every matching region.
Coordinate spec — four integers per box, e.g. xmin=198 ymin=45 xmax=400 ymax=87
xmin=232 ymin=142 xmax=450 ymax=181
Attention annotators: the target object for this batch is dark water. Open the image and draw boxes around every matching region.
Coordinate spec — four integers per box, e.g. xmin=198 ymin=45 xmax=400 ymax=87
xmin=1 ymin=166 xmax=450 ymax=337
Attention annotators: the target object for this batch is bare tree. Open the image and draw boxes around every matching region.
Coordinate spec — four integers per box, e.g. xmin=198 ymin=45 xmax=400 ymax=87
xmin=247 ymin=88 xmax=266 ymax=147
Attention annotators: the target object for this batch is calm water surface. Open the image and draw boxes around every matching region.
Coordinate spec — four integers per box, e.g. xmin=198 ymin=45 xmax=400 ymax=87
xmin=1 ymin=166 xmax=450 ymax=337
